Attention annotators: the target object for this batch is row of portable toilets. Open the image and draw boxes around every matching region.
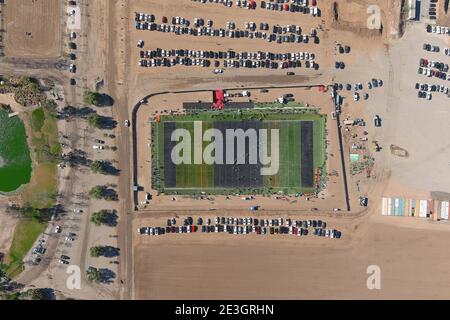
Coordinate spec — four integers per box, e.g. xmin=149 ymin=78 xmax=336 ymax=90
xmin=382 ymin=197 xmax=450 ymax=220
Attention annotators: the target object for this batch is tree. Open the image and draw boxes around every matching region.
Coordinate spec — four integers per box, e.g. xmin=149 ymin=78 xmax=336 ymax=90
xmin=29 ymin=288 xmax=48 ymax=300
xmin=40 ymin=99 xmax=58 ymax=112
xmin=90 ymin=210 xmax=110 ymax=226
xmin=88 ymin=185 xmax=117 ymax=201
xmin=87 ymin=113 xmax=103 ymax=129
xmin=90 ymin=246 xmax=106 ymax=258
xmin=83 ymin=91 xmax=102 ymax=106
xmin=89 ymin=185 xmax=106 ymax=200
xmin=86 ymin=267 xmax=102 ymax=283
xmin=90 ymin=160 xmax=107 ymax=174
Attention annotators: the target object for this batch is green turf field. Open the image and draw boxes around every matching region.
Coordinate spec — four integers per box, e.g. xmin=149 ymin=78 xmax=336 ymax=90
xmin=151 ymin=109 xmax=325 ymax=195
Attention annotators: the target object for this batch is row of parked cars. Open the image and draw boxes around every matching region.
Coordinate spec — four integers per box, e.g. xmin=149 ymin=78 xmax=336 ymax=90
xmin=134 ymin=13 xmax=319 ymax=44
xmin=416 ymin=82 xmax=450 ymax=101
xmin=261 ymin=0 xmax=320 ymax=16
xmin=138 ymin=215 xmax=342 ymax=238
xmin=140 ymin=48 xmax=316 ymax=61
xmin=138 ymin=57 xmax=315 ymax=69
xmin=418 ymin=66 xmax=450 ymax=80
xmin=419 ymin=58 xmax=449 ymax=72
xmin=190 ymin=0 xmax=245 ymax=9
xmin=426 ymin=24 xmax=450 ymax=35
xmin=138 ymin=48 xmax=318 ymax=70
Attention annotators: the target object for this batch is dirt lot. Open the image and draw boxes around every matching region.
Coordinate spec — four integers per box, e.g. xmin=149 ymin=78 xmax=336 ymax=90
xmin=3 ymin=0 xmax=61 ymax=58
xmin=134 ymin=212 xmax=450 ymax=299
xmin=126 ymin=0 xmax=450 ymax=300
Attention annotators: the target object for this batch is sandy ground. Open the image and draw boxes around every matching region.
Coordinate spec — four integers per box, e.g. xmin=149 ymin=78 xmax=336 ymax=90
xmin=0 ymin=202 xmax=18 ymax=255
xmin=134 ymin=212 xmax=450 ymax=299
xmin=3 ymin=0 xmax=61 ymax=58
xmin=129 ymin=0 xmax=450 ymax=300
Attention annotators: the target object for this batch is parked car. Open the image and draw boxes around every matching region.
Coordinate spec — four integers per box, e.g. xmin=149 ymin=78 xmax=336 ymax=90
xmin=374 ymin=115 xmax=382 ymax=127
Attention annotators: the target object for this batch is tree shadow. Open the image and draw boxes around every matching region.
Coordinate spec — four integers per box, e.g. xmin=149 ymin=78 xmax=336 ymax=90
xmin=103 ymin=246 xmax=120 ymax=258
xmin=63 ymin=149 xmax=89 ymax=167
xmin=101 ymin=161 xmax=121 ymax=176
xmin=57 ymin=106 xmax=95 ymax=120
xmin=103 ymin=188 xmax=119 ymax=201
xmin=106 ymin=211 xmax=118 ymax=227
xmin=97 ymin=94 xmax=115 ymax=107
xmin=98 ymin=116 xmax=117 ymax=130
xmin=99 ymin=268 xmax=116 ymax=284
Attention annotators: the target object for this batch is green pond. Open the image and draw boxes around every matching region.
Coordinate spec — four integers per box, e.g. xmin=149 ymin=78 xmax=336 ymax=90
xmin=0 ymin=109 xmax=32 ymax=193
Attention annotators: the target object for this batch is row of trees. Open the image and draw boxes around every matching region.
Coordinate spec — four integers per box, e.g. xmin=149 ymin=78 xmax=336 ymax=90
xmin=88 ymin=185 xmax=118 ymax=201
xmin=83 ymin=90 xmax=118 ymax=285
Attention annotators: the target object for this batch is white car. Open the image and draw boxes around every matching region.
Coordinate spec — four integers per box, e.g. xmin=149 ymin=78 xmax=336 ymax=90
xmin=213 ymin=68 xmax=224 ymax=74
xmin=124 ymin=120 xmax=130 ymax=127
xmin=353 ymin=92 xmax=360 ymax=101
xmin=54 ymin=225 xmax=61 ymax=233
xmin=73 ymin=209 xmax=83 ymax=213
xmin=93 ymin=145 xmax=104 ymax=150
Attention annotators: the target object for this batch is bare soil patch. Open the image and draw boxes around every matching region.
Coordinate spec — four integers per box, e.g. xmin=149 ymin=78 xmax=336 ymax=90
xmin=3 ymin=0 xmax=61 ymax=58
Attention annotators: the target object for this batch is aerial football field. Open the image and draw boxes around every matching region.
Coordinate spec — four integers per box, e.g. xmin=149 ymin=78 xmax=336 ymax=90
xmin=151 ymin=110 xmax=325 ymax=195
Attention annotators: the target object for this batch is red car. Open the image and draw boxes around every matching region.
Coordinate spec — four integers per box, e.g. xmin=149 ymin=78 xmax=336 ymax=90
xmin=162 ymin=16 xmax=168 ymax=23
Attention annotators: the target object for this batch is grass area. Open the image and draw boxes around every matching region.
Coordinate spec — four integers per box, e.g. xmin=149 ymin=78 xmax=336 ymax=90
xmin=1 ymin=103 xmax=60 ymax=279
xmin=31 ymin=108 xmax=45 ymax=132
xmin=151 ymin=109 xmax=326 ymax=195
xmin=20 ymin=163 xmax=58 ymax=208
xmin=2 ymin=219 xmax=46 ymax=278
xmin=22 ymin=107 xmax=60 ymax=208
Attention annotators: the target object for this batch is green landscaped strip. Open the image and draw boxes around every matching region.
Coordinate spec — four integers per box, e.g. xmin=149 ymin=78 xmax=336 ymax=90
xmin=31 ymin=108 xmax=45 ymax=132
xmin=5 ymin=219 xmax=46 ymax=277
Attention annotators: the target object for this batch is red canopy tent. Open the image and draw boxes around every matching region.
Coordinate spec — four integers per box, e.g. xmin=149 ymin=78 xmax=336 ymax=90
xmin=213 ymin=89 xmax=225 ymax=110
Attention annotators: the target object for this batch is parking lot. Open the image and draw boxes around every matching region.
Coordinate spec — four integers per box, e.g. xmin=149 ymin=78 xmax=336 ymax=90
xmin=128 ymin=0 xmax=328 ymax=91
xmin=137 ymin=215 xmax=342 ymax=238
